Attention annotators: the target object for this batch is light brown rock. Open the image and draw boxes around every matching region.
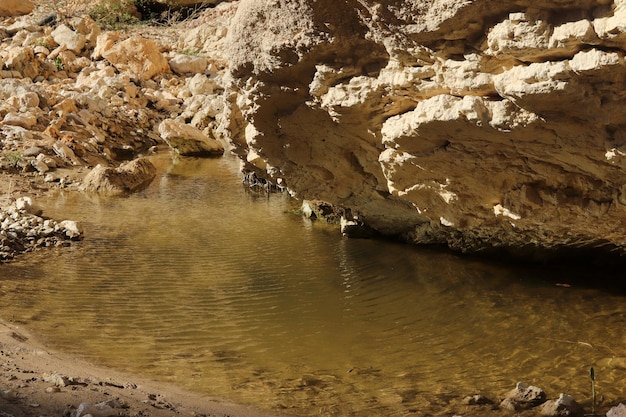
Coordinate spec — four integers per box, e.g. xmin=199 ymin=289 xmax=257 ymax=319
xmin=51 ymin=24 xmax=87 ymax=54
xmin=169 ymin=54 xmax=209 ymax=75
xmin=81 ymin=158 xmax=157 ymax=195
xmin=101 ymin=35 xmax=169 ymax=81
xmin=158 ymin=119 xmax=224 ymax=157
xmin=222 ymin=0 xmax=626 ymax=257
xmin=0 ymin=0 xmax=34 ymax=16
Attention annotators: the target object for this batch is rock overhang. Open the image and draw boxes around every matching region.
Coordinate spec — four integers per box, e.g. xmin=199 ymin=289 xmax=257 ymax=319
xmin=222 ymin=0 xmax=626 ymax=259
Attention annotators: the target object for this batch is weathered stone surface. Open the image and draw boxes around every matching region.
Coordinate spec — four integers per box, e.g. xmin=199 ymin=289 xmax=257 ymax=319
xmin=540 ymin=394 xmax=583 ymax=417
xmin=51 ymin=24 xmax=86 ymax=54
xmin=223 ymin=0 xmax=626 ymax=258
xmin=0 ymin=0 xmax=34 ymax=17
xmin=2 ymin=112 xmax=37 ymax=129
xmin=607 ymin=403 xmax=626 ymax=417
xmin=500 ymin=382 xmax=546 ymax=410
xmin=158 ymin=119 xmax=224 ymax=157
xmin=81 ymin=158 xmax=157 ymax=195
xmin=101 ymin=35 xmax=169 ymax=81
xmin=169 ymin=53 xmax=208 ymax=75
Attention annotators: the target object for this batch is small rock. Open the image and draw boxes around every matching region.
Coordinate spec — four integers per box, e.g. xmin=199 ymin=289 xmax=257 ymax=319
xmin=340 ymin=216 xmax=377 ymax=238
xmin=32 ymin=158 xmax=49 ymax=174
xmin=52 ymin=142 xmax=80 ymax=165
xmin=51 ymin=24 xmax=87 ymax=54
xmin=607 ymin=403 xmax=626 ymax=417
xmin=186 ymin=73 xmax=217 ymax=95
xmin=43 ymin=373 xmax=73 ymax=387
xmin=158 ymin=119 xmax=224 ymax=157
xmin=500 ymin=382 xmax=546 ymax=410
xmin=0 ymin=389 xmax=19 ymax=401
xmin=500 ymin=397 xmax=521 ymax=411
xmin=169 ymin=54 xmax=208 ymax=75
xmin=58 ymin=220 xmax=82 ymax=240
xmin=101 ymin=35 xmax=169 ymax=81
xmin=74 ymin=399 xmax=121 ymax=417
xmin=462 ymin=394 xmax=493 ymax=405
xmin=3 ymin=112 xmax=37 ymax=129
xmin=540 ymin=393 xmax=583 ymax=417
xmin=23 ymin=146 xmax=43 ymax=157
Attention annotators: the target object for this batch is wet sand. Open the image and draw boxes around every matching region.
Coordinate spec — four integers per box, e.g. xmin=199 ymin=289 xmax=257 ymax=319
xmin=0 ymin=318 xmax=286 ymax=417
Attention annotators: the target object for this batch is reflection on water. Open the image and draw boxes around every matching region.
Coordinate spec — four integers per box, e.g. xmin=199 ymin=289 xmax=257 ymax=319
xmin=1 ymin=154 xmax=625 ymax=416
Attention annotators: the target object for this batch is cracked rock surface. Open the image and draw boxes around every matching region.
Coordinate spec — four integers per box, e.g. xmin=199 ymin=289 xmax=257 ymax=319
xmin=223 ymin=0 xmax=626 ymax=259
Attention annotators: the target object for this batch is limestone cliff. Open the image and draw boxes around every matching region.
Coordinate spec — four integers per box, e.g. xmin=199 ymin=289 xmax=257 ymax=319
xmin=222 ymin=0 xmax=626 ymax=258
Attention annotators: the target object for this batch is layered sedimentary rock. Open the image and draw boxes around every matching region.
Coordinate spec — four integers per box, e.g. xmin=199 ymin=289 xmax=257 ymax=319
xmin=223 ymin=0 xmax=626 ymax=257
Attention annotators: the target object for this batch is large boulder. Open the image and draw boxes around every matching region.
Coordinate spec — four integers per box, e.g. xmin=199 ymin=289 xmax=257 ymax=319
xmin=222 ymin=0 xmax=626 ymax=259
xmin=158 ymin=119 xmax=224 ymax=157
xmin=81 ymin=158 xmax=157 ymax=195
xmin=0 ymin=0 xmax=34 ymax=16
xmin=100 ymin=35 xmax=169 ymax=81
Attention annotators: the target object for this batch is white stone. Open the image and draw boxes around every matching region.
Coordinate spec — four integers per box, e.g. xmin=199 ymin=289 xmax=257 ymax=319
xmin=58 ymin=220 xmax=82 ymax=239
xmin=158 ymin=119 xmax=224 ymax=157
xmin=493 ymin=204 xmax=521 ymax=220
xmin=51 ymin=24 xmax=87 ymax=54
xmin=2 ymin=112 xmax=37 ymax=129
xmin=570 ymin=49 xmax=621 ymax=74
xmin=169 ymin=54 xmax=209 ymax=75
xmin=186 ymin=73 xmax=217 ymax=95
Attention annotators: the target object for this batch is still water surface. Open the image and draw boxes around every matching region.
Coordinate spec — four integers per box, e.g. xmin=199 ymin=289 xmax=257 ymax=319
xmin=1 ymin=155 xmax=625 ymax=416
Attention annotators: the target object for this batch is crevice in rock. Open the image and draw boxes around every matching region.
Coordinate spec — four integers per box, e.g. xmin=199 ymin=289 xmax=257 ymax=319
xmin=135 ymin=1 xmax=217 ymax=24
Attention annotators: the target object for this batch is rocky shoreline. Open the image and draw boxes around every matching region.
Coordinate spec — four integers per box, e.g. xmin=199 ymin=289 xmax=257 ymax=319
xmin=0 ymin=0 xmax=235 ymax=261
xmin=2 ymin=313 xmax=625 ymax=417
xmin=0 ymin=195 xmax=81 ymax=262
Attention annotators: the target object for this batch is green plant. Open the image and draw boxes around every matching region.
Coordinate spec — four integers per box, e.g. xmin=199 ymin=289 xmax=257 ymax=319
xmin=590 ymin=367 xmax=597 ymax=415
xmin=89 ymin=0 xmax=140 ymax=30
xmin=53 ymin=56 xmax=64 ymax=71
xmin=179 ymin=48 xmax=201 ymax=57
xmin=32 ymin=39 xmax=54 ymax=49
xmin=4 ymin=151 xmax=23 ymax=168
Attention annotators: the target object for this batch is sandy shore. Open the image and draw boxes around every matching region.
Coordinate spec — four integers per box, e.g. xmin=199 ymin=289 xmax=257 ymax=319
xmin=0 ymin=318 xmax=285 ymax=417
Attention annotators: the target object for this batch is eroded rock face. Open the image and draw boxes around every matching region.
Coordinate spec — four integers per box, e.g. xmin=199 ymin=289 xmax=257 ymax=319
xmin=223 ymin=0 xmax=626 ymax=257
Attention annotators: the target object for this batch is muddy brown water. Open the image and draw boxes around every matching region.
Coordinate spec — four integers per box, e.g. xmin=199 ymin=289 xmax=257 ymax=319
xmin=1 ymin=154 xmax=625 ymax=416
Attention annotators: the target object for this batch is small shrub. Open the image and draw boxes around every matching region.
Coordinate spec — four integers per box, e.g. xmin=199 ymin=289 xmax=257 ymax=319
xmin=4 ymin=152 xmax=23 ymax=168
xmin=180 ymin=48 xmax=201 ymax=57
xmin=90 ymin=0 xmax=141 ymax=30
xmin=52 ymin=56 xmax=64 ymax=71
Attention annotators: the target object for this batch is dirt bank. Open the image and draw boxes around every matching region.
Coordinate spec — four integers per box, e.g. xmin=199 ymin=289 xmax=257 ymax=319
xmin=0 ymin=318 xmax=286 ymax=417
